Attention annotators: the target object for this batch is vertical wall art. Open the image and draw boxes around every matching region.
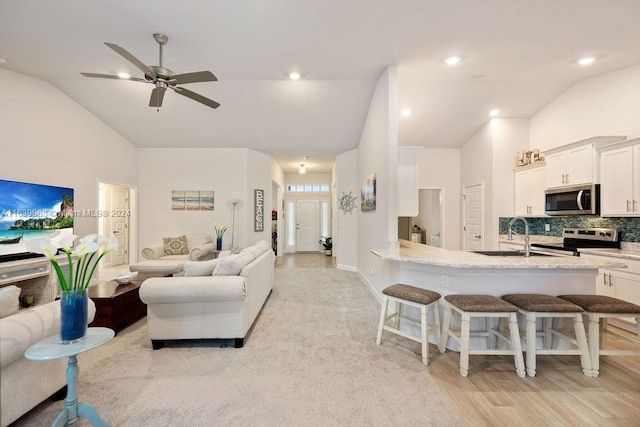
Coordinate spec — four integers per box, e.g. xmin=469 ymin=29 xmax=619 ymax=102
xmin=171 ymin=190 xmax=215 ymax=210
xmin=361 ymin=173 xmax=377 ymax=212
xmin=254 ymin=189 xmax=264 ymax=231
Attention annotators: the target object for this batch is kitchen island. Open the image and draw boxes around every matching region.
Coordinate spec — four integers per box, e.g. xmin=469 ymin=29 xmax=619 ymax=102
xmin=372 ymin=240 xmax=627 ymax=349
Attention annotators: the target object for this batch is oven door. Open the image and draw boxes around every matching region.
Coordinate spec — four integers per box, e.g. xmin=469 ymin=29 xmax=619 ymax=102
xmin=545 ymin=184 xmax=599 ymax=216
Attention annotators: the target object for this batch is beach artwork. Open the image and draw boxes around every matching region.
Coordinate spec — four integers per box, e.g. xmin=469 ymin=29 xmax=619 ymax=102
xmin=172 ymin=190 xmax=214 ymax=211
xmin=361 ymin=173 xmax=376 ymax=212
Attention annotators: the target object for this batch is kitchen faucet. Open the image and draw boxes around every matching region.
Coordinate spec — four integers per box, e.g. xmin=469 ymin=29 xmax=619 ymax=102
xmin=508 ymin=216 xmax=531 ymax=257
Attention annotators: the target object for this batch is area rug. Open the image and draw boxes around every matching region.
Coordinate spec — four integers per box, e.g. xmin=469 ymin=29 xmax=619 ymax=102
xmin=14 ymin=268 xmax=464 ymax=426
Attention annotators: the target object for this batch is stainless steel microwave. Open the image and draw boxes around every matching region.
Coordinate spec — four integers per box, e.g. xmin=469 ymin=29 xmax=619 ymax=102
xmin=545 ymin=184 xmax=600 ymax=216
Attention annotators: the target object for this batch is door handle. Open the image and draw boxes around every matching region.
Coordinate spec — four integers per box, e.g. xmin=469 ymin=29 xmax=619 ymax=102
xmin=627 ymin=200 xmax=632 ymax=212
xmin=296 ymin=224 xmax=300 ymax=230
xmin=473 ymin=235 xmax=482 ymax=239
xmin=576 ymin=190 xmax=584 ymax=211
xmin=603 ymin=272 xmax=609 ymax=287
xmin=634 ymin=200 xmax=638 ymax=212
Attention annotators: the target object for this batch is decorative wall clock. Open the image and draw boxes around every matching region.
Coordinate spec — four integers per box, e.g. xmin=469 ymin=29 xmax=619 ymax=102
xmin=338 ymin=191 xmax=358 ymax=214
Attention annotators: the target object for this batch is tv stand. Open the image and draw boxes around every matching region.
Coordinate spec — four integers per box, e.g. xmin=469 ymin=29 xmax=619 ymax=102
xmin=0 ymin=252 xmax=45 ymax=264
xmin=0 ymin=255 xmax=67 ymax=306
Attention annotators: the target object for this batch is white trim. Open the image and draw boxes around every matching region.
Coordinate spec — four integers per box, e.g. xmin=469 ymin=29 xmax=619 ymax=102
xmin=337 ymin=264 xmax=358 ymax=273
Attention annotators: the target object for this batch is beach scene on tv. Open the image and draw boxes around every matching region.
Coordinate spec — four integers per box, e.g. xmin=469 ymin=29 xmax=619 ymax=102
xmin=0 ymin=179 xmax=74 ymax=257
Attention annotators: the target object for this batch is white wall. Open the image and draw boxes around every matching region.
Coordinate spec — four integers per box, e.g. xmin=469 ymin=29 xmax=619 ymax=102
xmin=417 ymin=149 xmax=461 ymax=250
xmin=0 ymin=68 xmax=137 ymax=238
xmin=531 ymin=64 xmax=640 ymax=151
xmin=137 ymin=148 xmax=271 ymax=257
xmin=357 ymin=66 xmax=397 ymax=296
xmin=336 ymin=149 xmax=358 ymax=271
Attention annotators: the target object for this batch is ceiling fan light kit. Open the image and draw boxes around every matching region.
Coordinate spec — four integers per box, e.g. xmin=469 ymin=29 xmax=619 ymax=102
xmin=80 ymin=33 xmax=220 ymax=110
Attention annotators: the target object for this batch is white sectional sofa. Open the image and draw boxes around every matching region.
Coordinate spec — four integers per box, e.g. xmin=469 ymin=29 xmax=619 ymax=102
xmin=0 ymin=299 xmax=96 ymax=427
xmin=139 ymin=241 xmax=274 ymax=349
xmin=141 ymin=233 xmax=217 ymax=262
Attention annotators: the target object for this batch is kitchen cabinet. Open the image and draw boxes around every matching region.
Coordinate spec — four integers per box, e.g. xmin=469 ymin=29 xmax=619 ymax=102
xmin=514 ymin=166 xmax=546 ymax=216
xmin=600 ymin=142 xmax=640 ymax=216
xmin=581 ymin=253 xmax=640 ymax=332
xmin=545 ymin=143 xmax=594 ymax=188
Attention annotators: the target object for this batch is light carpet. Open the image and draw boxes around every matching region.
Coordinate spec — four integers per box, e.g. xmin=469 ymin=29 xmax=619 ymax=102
xmin=13 ymin=268 xmax=464 ymax=426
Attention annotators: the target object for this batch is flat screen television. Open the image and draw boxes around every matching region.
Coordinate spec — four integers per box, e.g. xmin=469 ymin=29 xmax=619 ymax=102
xmin=0 ymin=179 xmax=74 ymax=263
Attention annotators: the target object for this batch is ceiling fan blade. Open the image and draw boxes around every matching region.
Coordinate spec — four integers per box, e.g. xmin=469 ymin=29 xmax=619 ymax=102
xmin=172 ymin=71 xmax=218 ymax=84
xmin=80 ymin=72 xmax=148 ymax=83
xmin=172 ymin=87 xmax=220 ymax=109
xmin=105 ymin=42 xmax=157 ymax=79
xmin=149 ymin=87 xmax=167 ymax=108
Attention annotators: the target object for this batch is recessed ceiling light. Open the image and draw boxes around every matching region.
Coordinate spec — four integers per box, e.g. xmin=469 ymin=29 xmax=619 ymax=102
xmin=117 ymin=72 xmax=130 ymax=79
xmin=298 ymin=164 xmax=307 ymax=174
xmin=401 ymin=108 xmax=412 ymax=117
xmin=289 ymin=72 xmax=301 ymax=80
xmin=489 ymin=109 xmax=500 ymax=117
xmin=444 ymin=56 xmax=462 ymax=66
xmin=578 ymin=57 xmax=596 ymax=66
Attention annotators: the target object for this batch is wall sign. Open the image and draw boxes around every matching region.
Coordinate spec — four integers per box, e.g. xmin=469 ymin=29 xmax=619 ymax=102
xmin=254 ymin=189 xmax=264 ymax=232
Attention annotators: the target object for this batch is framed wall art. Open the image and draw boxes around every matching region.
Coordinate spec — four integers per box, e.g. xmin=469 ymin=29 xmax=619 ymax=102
xmin=361 ymin=173 xmax=376 ymax=212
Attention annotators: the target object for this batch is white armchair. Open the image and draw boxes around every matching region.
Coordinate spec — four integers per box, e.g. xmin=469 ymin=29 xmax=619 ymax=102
xmin=141 ymin=234 xmax=216 ymax=262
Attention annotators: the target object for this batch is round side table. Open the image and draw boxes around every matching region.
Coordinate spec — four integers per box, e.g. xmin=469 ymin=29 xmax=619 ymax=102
xmin=25 ymin=327 xmax=115 ymax=427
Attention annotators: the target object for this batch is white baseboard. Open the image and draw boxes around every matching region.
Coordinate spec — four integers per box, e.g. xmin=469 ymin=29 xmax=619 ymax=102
xmin=337 ymin=264 xmax=357 ymax=272
xmin=357 ymin=268 xmax=383 ymax=304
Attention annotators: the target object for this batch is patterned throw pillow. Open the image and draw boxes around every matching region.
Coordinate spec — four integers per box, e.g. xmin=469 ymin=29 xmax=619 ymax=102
xmin=163 ymin=235 xmax=189 ymax=256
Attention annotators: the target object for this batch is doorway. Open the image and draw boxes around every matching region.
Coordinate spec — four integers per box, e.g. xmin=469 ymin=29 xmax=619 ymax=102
xmin=285 ymin=198 xmax=330 ymax=253
xmin=98 ymin=182 xmax=132 ymax=268
xmin=462 ymin=182 xmax=484 ymax=251
xmin=418 ymin=188 xmax=444 ymax=247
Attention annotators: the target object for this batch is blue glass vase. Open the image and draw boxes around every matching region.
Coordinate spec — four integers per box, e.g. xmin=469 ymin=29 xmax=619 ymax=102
xmin=216 ymin=237 xmax=223 ymax=251
xmin=60 ymin=290 xmax=88 ymax=344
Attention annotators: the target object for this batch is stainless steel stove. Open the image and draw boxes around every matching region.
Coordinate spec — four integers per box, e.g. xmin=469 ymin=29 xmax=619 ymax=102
xmin=531 ymin=228 xmax=620 ymax=256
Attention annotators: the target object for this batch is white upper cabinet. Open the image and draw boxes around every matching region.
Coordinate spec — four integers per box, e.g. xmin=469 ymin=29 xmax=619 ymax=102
xmin=397 ymin=147 xmax=421 ymax=217
xmin=600 ymin=141 xmax=640 ymax=216
xmin=514 ymin=166 xmax=546 ymax=216
xmin=545 ymin=143 xmax=594 ymax=188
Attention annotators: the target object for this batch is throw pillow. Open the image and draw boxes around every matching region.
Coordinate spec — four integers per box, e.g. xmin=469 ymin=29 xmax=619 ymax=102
xmin=163 ymin=235 xmax=189 ymax=256
xmin=183 ymin=259 xmax=219 ymax=277
xmin=0 ymin=285 xmax=21 ymax=319
xmin=212 ymin=253 xmax=255 ymax=276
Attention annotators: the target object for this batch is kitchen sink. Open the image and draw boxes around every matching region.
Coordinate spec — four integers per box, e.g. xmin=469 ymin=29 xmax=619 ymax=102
xmin=473 ymin=250 xmax=552 ymax=257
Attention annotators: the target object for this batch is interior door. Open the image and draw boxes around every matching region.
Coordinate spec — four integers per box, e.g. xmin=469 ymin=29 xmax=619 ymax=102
xmin=463 ymin=183 xmax=484 ymax=251
xmin=296 ymin=200 xmax=320 ymax=252
xmin=106 ymin=185 xmax=129 ymax=267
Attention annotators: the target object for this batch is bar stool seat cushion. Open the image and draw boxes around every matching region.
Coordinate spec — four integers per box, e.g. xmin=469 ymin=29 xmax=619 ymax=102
xmin=382 ymin=284 xmax=440 ymax=306
xmin=502 ymin=294 xmax=583 ymax=313
xmin=558 ymin=295 xmax=640 ymax=314
xmin=444 ymin=294 xmax=518 ymax=312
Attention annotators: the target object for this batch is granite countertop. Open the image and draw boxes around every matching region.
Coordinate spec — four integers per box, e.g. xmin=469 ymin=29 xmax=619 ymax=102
xmin=578 ymin=248 xmax=640 ymax=261
xmin=372 ymin=240 xmax=627 ymax=270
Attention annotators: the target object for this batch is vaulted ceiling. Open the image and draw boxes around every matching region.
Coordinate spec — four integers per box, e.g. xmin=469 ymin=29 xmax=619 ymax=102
xmin=2 ymin=0 xmax=640 ymax=173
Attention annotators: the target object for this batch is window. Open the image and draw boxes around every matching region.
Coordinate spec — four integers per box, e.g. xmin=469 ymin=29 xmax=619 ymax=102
xmin=287 ymin=185 xmax=330 ymax=192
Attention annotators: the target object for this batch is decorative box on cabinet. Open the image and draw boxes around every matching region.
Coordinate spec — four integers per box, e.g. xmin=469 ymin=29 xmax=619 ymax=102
xmin=600 ymin=140 xmax=640 ymax=216
xmin=514 ymin=165 xmax=546 ymax=216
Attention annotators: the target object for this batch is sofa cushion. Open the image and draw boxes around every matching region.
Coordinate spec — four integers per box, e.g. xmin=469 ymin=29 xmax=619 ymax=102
xmin=0 ymin=285 xmax=20 ymax=319
xmin=163 ymin=235 xmax=189 ymax=256
xmin=184 ymin=259 xmax=219 ymax=277
xmin=240 ymin=240 xmax=269 ymax=259
xmin=212 ymin=253 xmax=255 ymax=276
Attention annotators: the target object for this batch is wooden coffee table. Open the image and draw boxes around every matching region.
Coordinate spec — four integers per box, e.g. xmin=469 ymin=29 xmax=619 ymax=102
xmin=88 ymin=273 xmax=168 ymax=334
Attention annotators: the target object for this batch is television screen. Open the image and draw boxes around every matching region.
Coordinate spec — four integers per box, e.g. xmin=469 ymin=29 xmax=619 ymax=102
xmin=0 ymin=179 xmax=74 ymax=262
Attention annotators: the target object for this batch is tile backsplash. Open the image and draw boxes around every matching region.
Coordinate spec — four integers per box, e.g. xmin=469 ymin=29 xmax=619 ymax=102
xmin=499 ymin=216 xmax=640 ymax=243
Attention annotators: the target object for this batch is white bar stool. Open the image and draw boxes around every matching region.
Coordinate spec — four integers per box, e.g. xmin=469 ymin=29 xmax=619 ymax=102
xmin=438 ymin=294 xmax=525 ymax=378
xmin=376 ymin=284 xmax=441 ymax=366
xmin=501 ymin=294 xmax=592 ymax=377
xmin=558 ymin=294 xmax=640 ymax=377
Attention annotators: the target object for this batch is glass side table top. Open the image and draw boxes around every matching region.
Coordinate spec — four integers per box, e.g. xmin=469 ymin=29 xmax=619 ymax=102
xmin=25 ymin=327 xmax=115 ymax=361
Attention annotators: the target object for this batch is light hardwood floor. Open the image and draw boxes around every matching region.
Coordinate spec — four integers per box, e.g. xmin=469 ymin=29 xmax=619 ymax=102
xmin=280 ymin=253 xmax=640 ymax=426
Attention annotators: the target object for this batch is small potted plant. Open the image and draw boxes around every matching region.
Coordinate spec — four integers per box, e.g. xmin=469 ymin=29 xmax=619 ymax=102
xmin=319 ymin=236 xmax=332 ymax=256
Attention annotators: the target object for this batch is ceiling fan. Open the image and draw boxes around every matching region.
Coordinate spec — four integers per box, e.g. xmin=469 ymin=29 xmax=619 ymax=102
xmin=80 ymin=33 xmax=220 ymax=110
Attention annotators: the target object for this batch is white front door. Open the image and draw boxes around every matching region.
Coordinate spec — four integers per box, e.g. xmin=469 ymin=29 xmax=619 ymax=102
xmin=296 ymin=199 xmax=320 ymax=252
xmin=106 ymin=185 xmax=129 ymax=267
xmin=463 ymin=183 xmax=484 ymax=251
